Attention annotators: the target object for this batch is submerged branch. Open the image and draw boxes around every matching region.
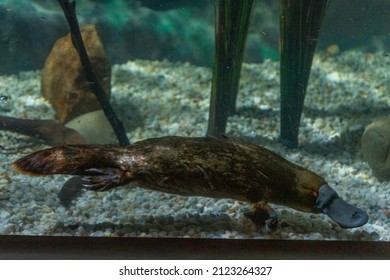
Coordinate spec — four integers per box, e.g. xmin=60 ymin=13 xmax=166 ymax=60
xmin=0 ymin=115 xmax=85 ymax=145
xmin=57 ymin=0 xmax=129 ymax=145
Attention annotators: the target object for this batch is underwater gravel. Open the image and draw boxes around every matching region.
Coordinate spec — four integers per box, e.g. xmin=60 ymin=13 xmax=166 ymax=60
xmin=0 ymin=50 xmax=389 ymax=240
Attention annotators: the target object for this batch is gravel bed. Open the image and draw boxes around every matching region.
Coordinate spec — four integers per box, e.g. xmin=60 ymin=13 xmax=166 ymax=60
xmin=0 ymin=50 xmax=389 ymax=240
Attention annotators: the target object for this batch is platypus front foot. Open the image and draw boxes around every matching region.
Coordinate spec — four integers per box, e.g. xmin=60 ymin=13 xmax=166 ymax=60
xmin=244 ymin=202 xmax=278 ymax=233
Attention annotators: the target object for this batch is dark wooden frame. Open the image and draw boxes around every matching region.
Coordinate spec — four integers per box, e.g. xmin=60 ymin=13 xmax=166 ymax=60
xmin=1 ymin=236 xmax=389 ymax=259
xmin=1 ymin=1 xmax=388 ymax=262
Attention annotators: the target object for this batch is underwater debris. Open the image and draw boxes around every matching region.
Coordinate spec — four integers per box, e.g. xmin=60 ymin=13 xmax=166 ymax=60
xmin=12 ymin=136 xmax=368 ymax=229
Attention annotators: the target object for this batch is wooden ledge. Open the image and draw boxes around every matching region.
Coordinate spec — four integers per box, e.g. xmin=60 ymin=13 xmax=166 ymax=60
xmin=1 ymin=235 xmax=389 ymax=259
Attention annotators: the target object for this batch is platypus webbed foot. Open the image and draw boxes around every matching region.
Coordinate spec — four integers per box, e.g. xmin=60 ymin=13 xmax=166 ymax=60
xmin=315 ymin=184 xmax=369 ymax=228
xmin=58 ymin=176 xmax=85 ymax=207
xmin=244 ymin=202 xmax=278 ymax=232
xmin=81 ymin=168 xmax=131 ymax=191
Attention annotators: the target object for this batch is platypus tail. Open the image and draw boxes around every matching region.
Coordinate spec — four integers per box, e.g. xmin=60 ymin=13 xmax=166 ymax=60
xmin=11 ymin=144 xmax=120 ymax=176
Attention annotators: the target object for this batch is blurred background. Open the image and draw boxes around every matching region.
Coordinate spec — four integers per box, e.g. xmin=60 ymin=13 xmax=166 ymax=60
xmin=0 ymin=0 xmax=389 ymax=74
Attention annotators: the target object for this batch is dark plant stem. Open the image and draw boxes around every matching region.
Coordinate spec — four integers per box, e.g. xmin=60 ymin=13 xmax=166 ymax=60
xmin=207 ymin=0 xmax=254 ymax=137
xmin=279 ymin=0 xmax=329 ymax=148
xmin=57 ymin=0 xmax=129 ymax=145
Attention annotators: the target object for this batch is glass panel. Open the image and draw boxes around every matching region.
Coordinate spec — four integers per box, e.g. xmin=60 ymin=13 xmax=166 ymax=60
xmin=0 ymin=0 xmax=388 ymax=242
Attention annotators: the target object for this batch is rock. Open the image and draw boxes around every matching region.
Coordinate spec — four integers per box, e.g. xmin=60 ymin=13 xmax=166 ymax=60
xmin=0 ymin=193 xmax=10 ymax=200
xmin=41 ymin=24 xmax=111 ymax=124
xmin=361 ymin=118 xmax=390 ymax=181
xmin=65 ymin=110 xmax=115 ymax=144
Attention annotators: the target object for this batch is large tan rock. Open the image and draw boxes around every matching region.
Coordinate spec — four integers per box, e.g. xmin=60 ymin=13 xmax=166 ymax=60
xmin=41 ymin=24 xmax=111 ymax=123
xmin=361 ymin=118 xmax=390 ymax=181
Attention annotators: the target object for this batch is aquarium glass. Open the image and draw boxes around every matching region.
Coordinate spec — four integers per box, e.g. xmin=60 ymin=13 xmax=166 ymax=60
xmin=0 ymin=0 xmax=389 ymax=241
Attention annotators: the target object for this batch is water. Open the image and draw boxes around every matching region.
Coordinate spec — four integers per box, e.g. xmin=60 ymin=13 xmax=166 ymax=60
xmin=0 ymin=0 xmax=389 ymax=241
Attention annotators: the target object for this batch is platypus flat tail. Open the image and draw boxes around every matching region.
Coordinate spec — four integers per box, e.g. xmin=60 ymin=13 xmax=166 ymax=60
xmin=12 ymin=146 xmax=74 ymax=175
xmin=11 ymin=145 xmax=120 ymax=176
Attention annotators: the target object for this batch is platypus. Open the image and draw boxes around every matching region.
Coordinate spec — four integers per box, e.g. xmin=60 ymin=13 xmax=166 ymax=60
xmin=11 ymin=136 xmax=369 ymax=229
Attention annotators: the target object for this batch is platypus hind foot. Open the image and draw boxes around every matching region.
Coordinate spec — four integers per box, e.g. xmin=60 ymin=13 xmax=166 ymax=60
xmin=81 ymin=168 xmax=131 ymax=191
xmin=58 ymin=177 xmax=85 ymax=207
xmin=244 ymin=202 xmax=278 ymax=232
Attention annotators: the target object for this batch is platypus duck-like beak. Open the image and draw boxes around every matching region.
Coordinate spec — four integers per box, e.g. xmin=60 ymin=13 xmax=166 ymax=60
xmin=315 ymin=185 xmax=369 ymax=228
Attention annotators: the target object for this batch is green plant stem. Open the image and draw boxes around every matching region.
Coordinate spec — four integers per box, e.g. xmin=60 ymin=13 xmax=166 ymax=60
xmin=279 ymin=0 xmax=329 ymax=147
xmin=57 ymin=0 xmax=129 ymax=145
xmin=207 ymin=0 xmax=254 ymax=137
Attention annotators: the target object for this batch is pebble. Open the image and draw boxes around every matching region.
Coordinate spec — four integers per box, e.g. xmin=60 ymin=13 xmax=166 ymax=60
xmin=0 ymin=193 xmax=10 ymax=200
xmin=308 ymin=233 xmax=324 ymax=240
xmin=378 ymin=198 xmax=387 ymax=209
xmin=0 ymin=210 xmax=10 ymax=220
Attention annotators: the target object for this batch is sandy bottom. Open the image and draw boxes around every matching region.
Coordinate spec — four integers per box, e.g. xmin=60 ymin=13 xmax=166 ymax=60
xmin=0 ymin=50 xmax=389 ymax=240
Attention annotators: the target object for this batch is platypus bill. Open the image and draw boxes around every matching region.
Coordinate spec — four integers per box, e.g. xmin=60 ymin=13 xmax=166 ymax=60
xmin=11 ymin=136 xmax=369 ymax=229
